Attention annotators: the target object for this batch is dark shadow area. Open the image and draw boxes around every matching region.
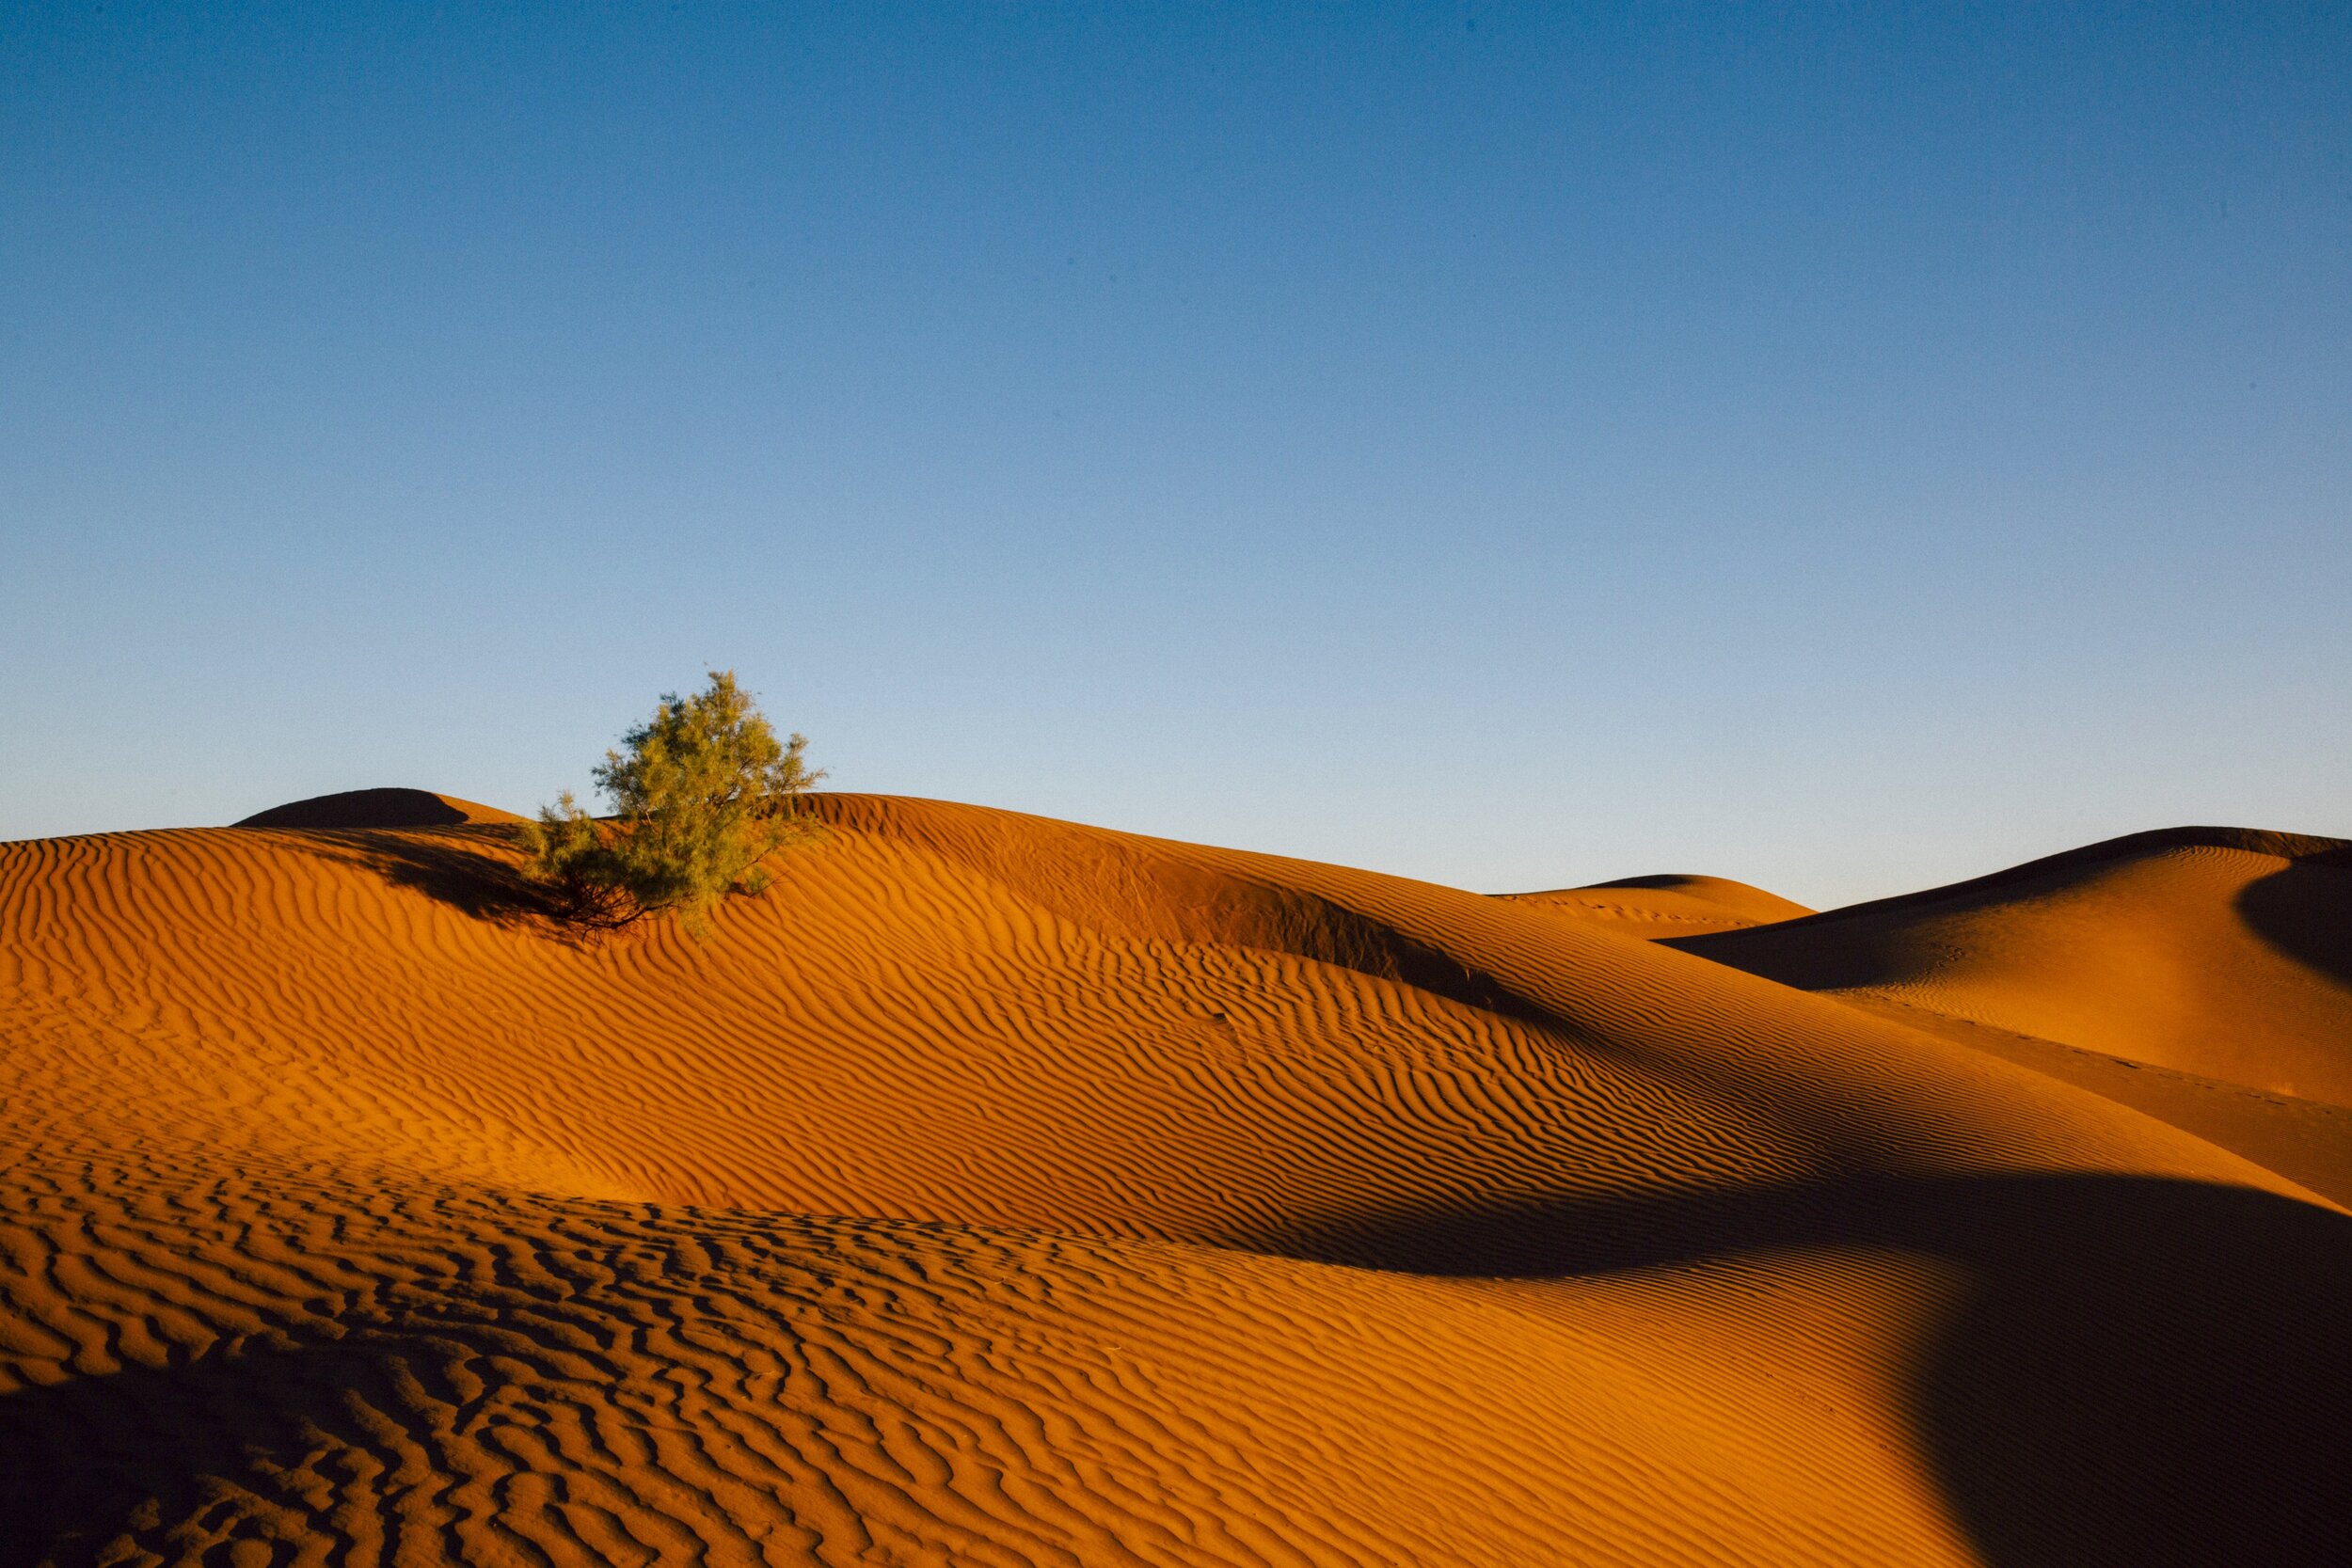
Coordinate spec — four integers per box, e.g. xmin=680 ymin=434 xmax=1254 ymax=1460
xmin=2237 ymin=853 xmax=2352 ymax=990
xmin=234 ymin=787 xmax=490 ymax=830
xmin=0 ymin=1328 xmax=477 ymax=1568
xmin=1294 ymin=1171 xmax=2352 ymax=1568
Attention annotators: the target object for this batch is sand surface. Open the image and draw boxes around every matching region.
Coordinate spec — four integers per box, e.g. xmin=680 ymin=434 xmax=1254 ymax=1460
xmin=2 ymin=797 xmax=2347 ymax=1566
xmin=1499 ymin=872 xmax=1816 ymax=937
xmin=1677 ymin=827 xmax=2352 ymax=1102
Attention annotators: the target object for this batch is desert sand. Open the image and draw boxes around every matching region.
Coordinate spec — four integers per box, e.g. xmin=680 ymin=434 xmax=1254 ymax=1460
xmin=1677 ymin=828 xmax=2352 ymax=1101
xmin=1499 ymin=872 xmax=1817 ymax=937
xmin=2 ymin=792 xmax=2347 ymax=1566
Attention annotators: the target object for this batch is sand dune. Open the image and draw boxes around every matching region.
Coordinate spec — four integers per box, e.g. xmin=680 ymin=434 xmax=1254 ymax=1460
xmin=233 ymin=786 xmax=527 ymax=830
xmin=2 ymin=797 xmax=2346 ymax=1565
xmin=1500 ymin=872 xmax=1815 ymax=936
xmin=1676 ymin=826 xmax=2352 ymax=1104
xmin=1828 ymin=994 xmax=2352 ymax=1208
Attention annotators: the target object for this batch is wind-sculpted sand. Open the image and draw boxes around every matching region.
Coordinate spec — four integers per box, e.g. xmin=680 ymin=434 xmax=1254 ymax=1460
xmin=1678 ymin=827 xmax=2352 ymax=1103
xmin=2 ymin=795 xmax=2347 ymax=1566
xmin=1497 ymin=873 xmax=1815 ymax=937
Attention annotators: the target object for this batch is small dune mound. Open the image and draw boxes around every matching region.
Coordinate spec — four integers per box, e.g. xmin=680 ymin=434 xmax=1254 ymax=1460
xmin=1500 ymin=871 xmax=1815 ymax=936
xmin=233 ymin=786 xmax=525 ymax=830
xmin=1677 ymin=826 xmax=2352 ymax=1104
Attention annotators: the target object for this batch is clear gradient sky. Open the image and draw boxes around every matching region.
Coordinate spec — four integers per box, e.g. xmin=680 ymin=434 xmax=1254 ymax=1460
xmin=4 ymin=3 xmax=2346 ymax=905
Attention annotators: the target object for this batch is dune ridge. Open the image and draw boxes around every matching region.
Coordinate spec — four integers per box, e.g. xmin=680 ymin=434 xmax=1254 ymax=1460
xmin=1676 ymin=826 xmax=2352 ymax=1104
xmin=2 ymin=795 xmax=2347 ymax=1565
xmin=1499 ymin=873 xmax=1816 ymax=937
xmin=232 ymin=786 xmax=526 ymax=830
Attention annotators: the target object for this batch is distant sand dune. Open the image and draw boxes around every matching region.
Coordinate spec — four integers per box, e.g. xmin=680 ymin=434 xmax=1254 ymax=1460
xmin=233 ymin=785 xmax=525 ymax=829
xmin=1500 ymin=872 xmax=1816 ymax=935
xmin=2 ymin=797 xmax=2345 ymax=1565
xmin=1675 ymin=826 xmax=2352 ymax=1104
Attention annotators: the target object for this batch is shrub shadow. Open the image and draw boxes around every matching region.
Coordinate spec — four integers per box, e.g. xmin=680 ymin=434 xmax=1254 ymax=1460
xmin=275 ymin=826 xmax=565 ymax=934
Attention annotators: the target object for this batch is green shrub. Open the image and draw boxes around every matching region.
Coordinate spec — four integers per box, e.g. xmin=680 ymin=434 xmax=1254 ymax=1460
xmin=522 ymin=671 xmax=826 ymax=932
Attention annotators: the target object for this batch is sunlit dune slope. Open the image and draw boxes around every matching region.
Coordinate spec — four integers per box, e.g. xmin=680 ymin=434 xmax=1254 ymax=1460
xmin=1501 ymin=872 xmax=1815 ymax=936
xmin=1822 ymin=995 xmax=2352 ymax=1209
xmin=3 ymin=797 xmax=2348 ymax=1567
xmin=1676 ymin=827 xmax=2352 ymax=1105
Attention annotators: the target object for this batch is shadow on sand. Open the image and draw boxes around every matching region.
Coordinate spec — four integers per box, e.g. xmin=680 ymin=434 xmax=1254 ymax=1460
xmin=0 ymin=1327 xmax=484 ymax=1568
xmin=1298 ymin=1170 xmax=2352 ymax=1568
xmin=2237 ymin=852 xmax=2352 ymax=991
xmin=6 ymin=1173 xmax=2344 ymax=1566
xmin=277 ymin=825 xmax=569 ymax=935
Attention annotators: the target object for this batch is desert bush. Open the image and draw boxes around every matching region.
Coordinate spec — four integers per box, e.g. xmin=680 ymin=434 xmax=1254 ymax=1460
xmin=522 ymin=671 xmax=826 ymax=932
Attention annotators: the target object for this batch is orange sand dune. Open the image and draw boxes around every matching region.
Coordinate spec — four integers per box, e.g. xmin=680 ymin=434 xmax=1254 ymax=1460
xmin=2 ymin=797 xmax=2347 ymax=1566
xmin=1501 ymin=872 xmax=1816 ymax=936
xmin=1676 ymin=827 xmax=2352 ymax=1105
xmin=1829 ymin=994 xmax=2352 ymax=1208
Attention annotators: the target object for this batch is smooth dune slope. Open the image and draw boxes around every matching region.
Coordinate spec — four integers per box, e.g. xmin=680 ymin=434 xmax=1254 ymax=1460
xmin=1821 ymin=995 xmax=2352 ymax=1208
xmin=2 ymin=798 xmax=2348 ymax=1567
xmin=1500 ymin=873 xmax=1815 ymax=937
xmin=1676 ymin=827 xmax=2352 ymax=1104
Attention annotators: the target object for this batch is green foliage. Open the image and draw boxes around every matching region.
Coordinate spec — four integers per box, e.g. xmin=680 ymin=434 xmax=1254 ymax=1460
xmin=521 ymin=671 xmax=826 ymax=932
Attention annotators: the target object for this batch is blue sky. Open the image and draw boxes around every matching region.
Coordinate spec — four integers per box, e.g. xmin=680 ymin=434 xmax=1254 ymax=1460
xmin=4 ymin=3 xmax=2346 ymax=904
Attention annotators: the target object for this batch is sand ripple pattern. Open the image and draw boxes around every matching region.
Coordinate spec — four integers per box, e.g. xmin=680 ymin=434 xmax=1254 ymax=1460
xmin=2 ymin=797 xmax=2347 ymax=1566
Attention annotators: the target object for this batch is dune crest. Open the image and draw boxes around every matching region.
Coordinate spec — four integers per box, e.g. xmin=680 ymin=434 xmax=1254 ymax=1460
xmin=2 ymin=796 xmax=2346 ymax=1565
xmin=234 ymin=785 xmax=525 ymax=829
xmin=1501 ymin=872 xmax=1816 ymax=936
xmin=1676 ymin=827 xmax=2352 ymax=1104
